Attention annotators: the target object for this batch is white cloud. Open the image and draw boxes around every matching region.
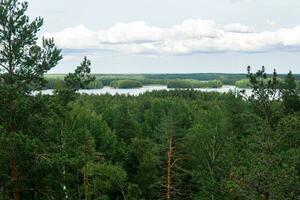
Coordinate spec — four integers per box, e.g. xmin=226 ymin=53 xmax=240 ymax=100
xmin=223 ymin=23 xmax=255 ymax=33
xmin=266 ymin=19 xmax=278 ymax=28
xmin=44 ymin=19 xmax=300 ymax=55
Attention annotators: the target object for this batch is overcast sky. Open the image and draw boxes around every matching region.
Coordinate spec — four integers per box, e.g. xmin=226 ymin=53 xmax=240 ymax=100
xmin=27 ymin=0 xmax=300 ymax=74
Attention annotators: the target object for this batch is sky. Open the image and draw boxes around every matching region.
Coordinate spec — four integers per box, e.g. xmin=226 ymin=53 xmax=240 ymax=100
xmin=26 ymin=0 xmax=300 ymax=74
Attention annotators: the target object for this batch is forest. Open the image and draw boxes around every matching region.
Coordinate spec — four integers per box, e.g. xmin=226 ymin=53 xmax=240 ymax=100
xmin=167 ymin=79 xmax=223 ymax=89
xmin=44 ymin=74 xmax=300 ymax=90
xmin=110 ymin=80 xmax=143 ymax=89
xmin=0 ymin=0 xmax=300 ymax=200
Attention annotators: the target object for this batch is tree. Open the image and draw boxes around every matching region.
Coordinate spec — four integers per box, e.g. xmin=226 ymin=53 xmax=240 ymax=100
xmin=243 ymin=66 xmax=281 ymax=128
xmin=157 ymin=105 xmax=191 ymax=200
xmin=45 ymin=58 xmax=95 ymax=199
xmin=55 ymin=56 xmax=95 ymax=104
xmin=187 ymin=102 xmax=231 ymax=200
xmin=83 ymin=162 xmax=128 ymax=200
xmin=281 ymin=71 xmax=300 ymax=114
xmin=0 ymin=0 xmax=61 ymax=199
xmin=227 ymin=67 xmax=300 ymax=200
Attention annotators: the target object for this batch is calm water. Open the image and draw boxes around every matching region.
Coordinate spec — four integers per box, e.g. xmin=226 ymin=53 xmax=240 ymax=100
xmin=39 ymin=85 xmax=252 ymax=96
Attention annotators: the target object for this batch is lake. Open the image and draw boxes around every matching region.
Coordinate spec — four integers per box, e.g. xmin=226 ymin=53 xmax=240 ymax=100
xmin=38 ymin=85 xmax=252 ymax=96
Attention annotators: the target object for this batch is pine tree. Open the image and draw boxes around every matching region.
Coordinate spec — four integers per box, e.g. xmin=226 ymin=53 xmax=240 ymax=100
xmin=282 ymin=71 xmax=300 ymax=113
xmin=159 ymin=114 xmax=190 ymax=200
xmin=48 ymin=58 xmax=95 ymax=199
xmin=0 ymin=0 xmax=61 ymax=199
xmin=227 ymin=67 xmax=299 ymax=200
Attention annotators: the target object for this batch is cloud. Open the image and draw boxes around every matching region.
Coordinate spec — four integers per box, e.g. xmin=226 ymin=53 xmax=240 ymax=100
xmin=223 ymin=23 xmax=255 ymax=33
xmin=227 ymin=0 xmax=256 ymax=3
xmin=43 ymin=19 xmax=300 ymax=55
xmin=266 ymin=19 xmax=279 ymax=28
xmin=226 ymin=0 xmax=249 ymax=3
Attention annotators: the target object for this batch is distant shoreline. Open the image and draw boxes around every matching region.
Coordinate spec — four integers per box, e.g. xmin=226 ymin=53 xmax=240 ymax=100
xmin=44 ymin=73 xmax=299 ymax=90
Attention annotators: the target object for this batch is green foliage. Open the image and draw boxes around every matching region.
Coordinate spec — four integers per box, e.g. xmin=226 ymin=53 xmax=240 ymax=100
xmin=226 ymin=117 xmax=299 ymax=200
xmin=236 ymin=77 xmax=284 ymax=89
xmin=235 ymin=79 xmax=251 ymax=88
xmin=281 ymin=71 xmax=300 ymax=113
xmin=85 ymin=79 xmax=103 ymax=89
xmin=0 ymin=1 xmax=62 ymax=198
xmin=55 ymin=57 xmax=95 ymax=104
xmin=45 ymin=78 xmax=103 ymax=89
xmin=64 ymin=57 xmax=95 ymax=91
xmin=44 ymin=78 xmax=65 ymax=89
xmin=0 ymin=1 xmax=299 ymax=199
xmin=1 ymin=76 xmax=299 ymax=199
xmin=225 ymin=66 xmax=300 ymax=200
xmin=187 ymin=104 xmax=231 ymax=200
xmin=43 ymin=73 xmax=300 ymax=89
xmin=0 ymin=0 xmax=62 ymax=90
xmin=84 ymin=162 xmax=128 ymax=199
xmin=110 ymin=79 xmax=143 ymax=88
xmin=167 ymin=79 xmax=223 ymax=88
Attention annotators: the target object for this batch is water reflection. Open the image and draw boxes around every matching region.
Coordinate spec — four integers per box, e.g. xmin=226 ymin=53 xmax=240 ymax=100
xmin=37 ymin=85 xmax=252 ymax=96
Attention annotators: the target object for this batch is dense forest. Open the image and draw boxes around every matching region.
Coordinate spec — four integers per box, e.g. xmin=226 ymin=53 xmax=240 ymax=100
xmin=44 ymin=73 xmax=300 ymax=90
xmin=167 ymin=79 xmax=223 ymax=89
xmin=110 ymin=80 xmax=143 ymax=89
xmin=0 ymin=0 xmax=299 ymax=200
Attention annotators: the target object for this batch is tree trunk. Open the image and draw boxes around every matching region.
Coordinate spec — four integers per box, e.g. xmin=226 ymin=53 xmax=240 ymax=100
xmin=166 ymin=124 xmax=173 ymax=200
xmin=83 ymin=169 xmax=88 ymax=200
xmin=11 ymin=159 xmax=20 ymax=200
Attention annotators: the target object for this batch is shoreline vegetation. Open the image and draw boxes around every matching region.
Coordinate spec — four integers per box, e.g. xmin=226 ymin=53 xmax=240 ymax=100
xmin=110 ymin=80 xmax=143 ymax=89
xmin=167 ymin=79 xmax=222 ymax=88
xmin=45 ymin=73 xmax=300 ymax=89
